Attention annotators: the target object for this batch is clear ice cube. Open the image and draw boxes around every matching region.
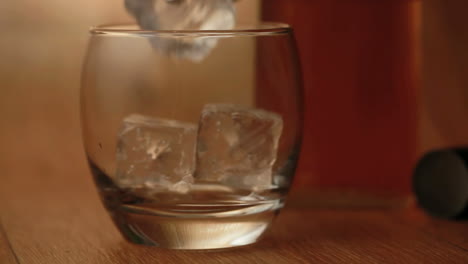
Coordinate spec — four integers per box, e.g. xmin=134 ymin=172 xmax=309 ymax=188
xmin=195 ymin=104 xmax=283 ymax=191
xmin=125 ymin=0 xmax=236 ymax=62
xmin=116 ymin=114 xmax=197 ymax=193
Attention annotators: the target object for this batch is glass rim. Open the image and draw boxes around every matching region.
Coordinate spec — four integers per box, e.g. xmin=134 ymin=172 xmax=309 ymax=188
xmin=90 ymin=22 xmax=292 ymax=37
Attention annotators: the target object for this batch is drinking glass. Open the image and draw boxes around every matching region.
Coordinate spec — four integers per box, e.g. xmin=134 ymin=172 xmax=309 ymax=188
xmin=80 ymin=23 xmax=303 ymax=249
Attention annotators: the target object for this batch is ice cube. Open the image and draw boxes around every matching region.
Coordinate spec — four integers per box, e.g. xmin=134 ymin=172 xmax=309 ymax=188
xmin=116 ymin=114 xmax=197 ymax=193
xmin=125 ymin=0 xmax=236 ymax=62
xmin=195 ymin=104 xmax=283 ymax=191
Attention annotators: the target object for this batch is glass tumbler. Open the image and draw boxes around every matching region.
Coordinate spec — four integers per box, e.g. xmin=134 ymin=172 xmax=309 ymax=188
xmin=80 ymin=23 xmax=303 ymax=249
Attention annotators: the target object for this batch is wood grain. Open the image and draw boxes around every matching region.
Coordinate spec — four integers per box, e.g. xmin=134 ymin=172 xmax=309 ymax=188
xmin=0 ymin=140 xmax=468 ymax=263
xmin=1 ymin=122 xmax=468 ymax=263
xmin=400 ymin=209 xmax=468 ymax=251
xmin=0 ymin=127 xmax=467 ymax=263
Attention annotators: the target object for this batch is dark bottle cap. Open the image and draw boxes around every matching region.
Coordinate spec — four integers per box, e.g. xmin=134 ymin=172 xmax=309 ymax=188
xmin=413 ymin=148 xmax=468 ymax=219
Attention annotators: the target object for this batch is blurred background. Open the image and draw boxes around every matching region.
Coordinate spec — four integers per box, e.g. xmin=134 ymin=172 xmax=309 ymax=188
xmin=0 ymin=0 xmax=467 ymax=206
xmin=0 ymin=0 xmax=259 ymax=176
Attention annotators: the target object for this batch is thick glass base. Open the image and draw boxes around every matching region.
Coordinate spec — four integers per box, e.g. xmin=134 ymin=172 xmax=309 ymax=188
xmin=89 ymin=161 xmax=283 ymax=249
xmin=112 ymin=202 xmax=278 ymax=249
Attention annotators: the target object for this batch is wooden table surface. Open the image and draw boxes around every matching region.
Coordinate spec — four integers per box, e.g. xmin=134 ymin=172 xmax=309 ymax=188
xmin=1 ymin=91 xmax=468 ymax=263
xmin=1 ymin=135 xmax=468 ymax=264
